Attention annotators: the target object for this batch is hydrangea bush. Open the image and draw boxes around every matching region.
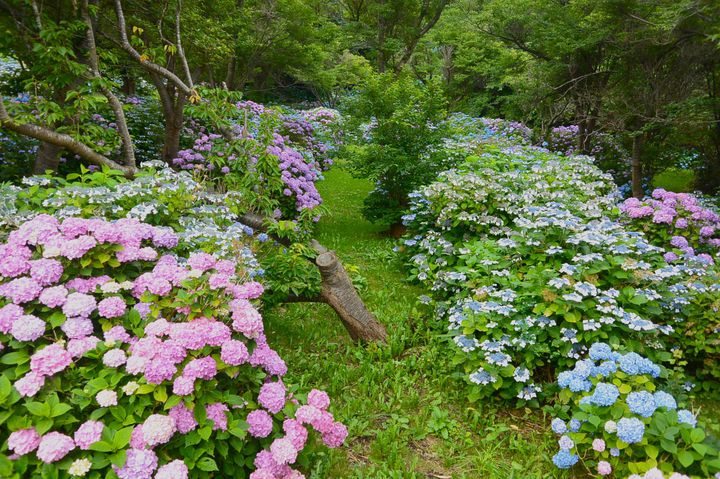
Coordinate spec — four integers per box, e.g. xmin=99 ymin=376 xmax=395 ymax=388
xmin=400 ymin=145 xmax=720 ymax=402
xmin=620 ymin=189 xmax=720 ymax=262
xmin=0 ymin=215 xmax=346 ymax=478
xmin=174 ymin=100 xmax=334 ymax=225
xmin=549 ymin=344 xmax=720 ymax=477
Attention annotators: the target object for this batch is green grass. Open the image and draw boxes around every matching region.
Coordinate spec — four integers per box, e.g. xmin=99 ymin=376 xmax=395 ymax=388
xmin=264 ymin=167 xmax=564 ymax=478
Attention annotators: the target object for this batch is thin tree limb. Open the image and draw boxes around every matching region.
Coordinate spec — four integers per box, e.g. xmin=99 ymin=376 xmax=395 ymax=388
xmin=82 ymin=0 xmax=136 ymax=168
xmin=113 ymin=0 xmax=193 ymax=96
xmin=0 ymin=100 xmax=137 ymax=176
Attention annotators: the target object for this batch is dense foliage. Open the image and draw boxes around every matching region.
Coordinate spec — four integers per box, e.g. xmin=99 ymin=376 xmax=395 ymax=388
xmin=551 ymin=344 xmax=720 ymax=477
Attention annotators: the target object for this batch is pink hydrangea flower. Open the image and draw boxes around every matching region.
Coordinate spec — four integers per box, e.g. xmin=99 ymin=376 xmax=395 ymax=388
xmin=321 ymin=421 xmax=348 ymax=448
xmin=172 ymin=376 xmax=195 ymax=396
xmin=144 ymin=358 xmax=177 ymax=384
xmin=3 ymin=277 xmax=42 ymax=304
xmin=114 ymin=448 xmax=157 ymax=479
xmin=102 ymin=349 xmax=127 ymax=367
xmin=283 ymin=419 xmax=308 ymax=450
xmin=592 ymin=438 xmax=606 ymax=452
xmin=187 ymin=252 xmax=216 ymax=271
xmin=206 ymin=403 xmax=229 ymax=431
xmin=36 ymin=432 xmax=75 ymax=463
xmin=169 ymin=403 xmax=198 ymax=434
xmin=11 ymin=314 xmax=46 ymax=341
xmin=38 ymin=285 xmax=68 ymax=307
xmin=220 ymin=339 xmax=249 ymax=366
xmin=67 ymin=336 xmax=100 ymax=357
xmin=155 ymin=460 xmax=188 ymax=479
xmin=104 ymin=325 xmax=131 ymax=343
xmin=597 ymin=460 xmax=612 ymax=476
xmin=247 ymin=410 xmax=273 ymax=438
xmin=250 ymin=344 xmax=287 ymax=377
xmin=98 ymin=296 xmax=127 ymax=318
xmin=62 ymin=292 xmax=97 ymax=318
xmin=231 ymin=299 xmax=264 ymax=338
xmin=14 ymin=371 xmax=45 ymax=397
xmin=61 ymin=316 xmax=93 ymax=339
xmin=29 ymin=258 xmax=63 ymax=286
xmin=270 ymin=437 xmax=298 ymax=465
xmin=30 ymin=343 xmax=72 ymax=376
xmin=0 ymin=303 xmax=23 ymax=334
xmin=7 ymin=428 xmax=41 ymax=455
xmin=142 ymin=414 xmax=177 ymax=447
xmin=183 ymin=356 xmax=217 ymax=380
xmin=307 ymin=389 xmax=330 ymax=410
xmin=96 ymin=389 xmax=118 ymax=407
xmin=74 ymin=420 xmax=104 ymax=450
xmin=259 ymin=381 xmax=286 ymax=414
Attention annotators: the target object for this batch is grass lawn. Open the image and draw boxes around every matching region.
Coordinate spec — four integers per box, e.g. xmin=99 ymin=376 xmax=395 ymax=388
xmin=264 ymin=167 xmax=566 ymax=478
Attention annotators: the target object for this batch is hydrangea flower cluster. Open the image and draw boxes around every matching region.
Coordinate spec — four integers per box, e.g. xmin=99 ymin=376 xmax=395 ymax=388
xmin=620 ymin=188 xmax=720 ymax=263
xmin=549 ymin=344 xmax=720 ymax=477
xmin=172 ymin=100 xmax=330 ymax=220
xmin=0 ymin=215 xmax=345 ymax=477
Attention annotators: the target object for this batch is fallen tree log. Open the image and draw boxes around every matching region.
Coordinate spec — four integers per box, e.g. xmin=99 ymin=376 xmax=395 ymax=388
xmin=240 ymin=213 xmax=387 ymax=342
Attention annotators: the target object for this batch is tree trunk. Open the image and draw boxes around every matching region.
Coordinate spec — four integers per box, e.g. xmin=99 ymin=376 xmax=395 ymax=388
xmin=240 ymin=213 xmax=387 ymax=342
xmin=121 ymin=70 xmax=136 ymax=96
xmin=225 ymin=56 xmax=237 ymax=89
xmin=33 ymin=142 xmax=62 ymax=174
xmin=315 ymin=249 xmax=387 ymax=342
xmin=631 ymin=134 xmax=644 ymax=198
xmin=162 ymin=117 xmax=183 ymax=162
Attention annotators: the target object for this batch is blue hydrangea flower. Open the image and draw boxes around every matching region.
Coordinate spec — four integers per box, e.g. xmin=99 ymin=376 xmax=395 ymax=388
xmin=551 ymin=418 xmax=567 ymax=434
xmin=590 ymin=360 xmax=617 ymax=378
xmin=677 ymin=409 xmax=697 ymax=427
xmin=618 ymin=352 xmax=660 ymax=377
xmin=609 ymin=448 xmax=620 ymax=457
xmin=569 ymin=419 xmax=581 ymax=432
xmin=585 ymin=382 xmax=619 ymax=406
xmin=557 ymin=371 xmax=575 ymax=388
xmin=558 ymin=435 xmax=574 ymax=450
xmin=573 ymin=359 xmax=594 ymax=379
xmin=626 ymin=391 xmax=657 ymax=417
xmin=552 ymin=450 xmax=579 ymax=469
xmin=653 ymin=391 xmax=677 ymax=410
xmin=588 ymin=343 xmax=613 ymax=361
xmin=568 ymin=377 xmax=592 ymax=393
xmin=616 ymin=417 xmax=645 ymax=444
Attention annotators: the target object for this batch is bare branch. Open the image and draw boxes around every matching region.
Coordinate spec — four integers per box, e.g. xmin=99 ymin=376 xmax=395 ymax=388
xmin=175 ymin=0 xmax=194 ymax=89
xmin=82 ymin=0 xmax=136 ymax=168
xmin=113 ymin=0 xmax=193 ymax=96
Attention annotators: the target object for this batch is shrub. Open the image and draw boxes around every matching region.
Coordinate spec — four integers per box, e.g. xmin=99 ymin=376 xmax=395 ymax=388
xmin=652 ymin=168 xmax=697 ymax=193
xmin=400 ymin=146 xmax=720 ymax=402
xmin=340 ymin=74 xmax=450 ymax=228
xmin=620 ymin=189 xmax=720 ymax=260
xmin=174 ymin=100 xmax=331 ymax=226
xmin=0 ymin=215 xmax=345 ymax=478
xmin=549 ymin=343 xmax=720 ymax=477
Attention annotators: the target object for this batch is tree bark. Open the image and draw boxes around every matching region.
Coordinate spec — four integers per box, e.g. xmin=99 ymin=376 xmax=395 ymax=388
xmin=240 ymin=213 xmax=387 ymax=342
xmin=33 ymin=142 xmax=62 ymax=174
xmin=315 ymin=250 xmax=387 ymax=342
xmin=0 ymin=99 xmax=137 ymax=176
xmin=82 ymin=0 xmax=136 ymax=168
xmin=631 ymin=133 xmax=644 ymax=198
